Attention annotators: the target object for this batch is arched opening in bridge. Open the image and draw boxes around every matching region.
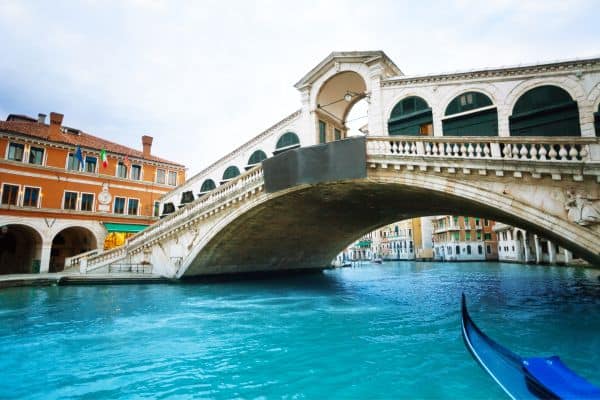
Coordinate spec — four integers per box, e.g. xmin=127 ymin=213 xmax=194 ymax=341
xmin=388 ymin=96 xmax=433 ymax=136
xmin=443 ymin=92 xmax=498 ymax=136
xmin=199 ymin=179 xmax=216 ymax=195
xmin=50 ymin=227 xmax=97 ymax=272
xmin=316 ymin=71 xmax=368 ymax=141
xmin=0 ymin=224 xmax=43 ymax=274
xmin=509 ymin=85 xmax=581 ymax=136
xmin=246 ymin=150 xmax=267 ymax=170
xmin=221 ymin=166 xmax=241 ymax=185
xmin=273 ymin=132 xmax=300 ymax=155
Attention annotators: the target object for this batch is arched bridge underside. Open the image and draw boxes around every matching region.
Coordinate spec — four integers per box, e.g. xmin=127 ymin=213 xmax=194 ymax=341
xmin=83 ymin=137 xmax=600 ymax=278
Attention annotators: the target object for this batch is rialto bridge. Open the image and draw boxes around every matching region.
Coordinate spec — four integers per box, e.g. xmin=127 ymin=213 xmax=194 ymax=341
xmin=76 ymin=51 xmax=600 ymax=277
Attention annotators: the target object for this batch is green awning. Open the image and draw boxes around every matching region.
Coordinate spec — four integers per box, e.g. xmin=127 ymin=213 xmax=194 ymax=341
xmin=103 ymin=223 xmax=149 ymax=233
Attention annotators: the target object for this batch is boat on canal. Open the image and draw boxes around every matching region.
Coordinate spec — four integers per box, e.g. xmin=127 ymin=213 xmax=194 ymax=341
xmin=461 ymin=294 xmax=600 ymax=399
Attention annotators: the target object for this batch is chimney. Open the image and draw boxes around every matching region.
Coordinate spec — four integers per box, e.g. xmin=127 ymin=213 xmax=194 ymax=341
xmin=48 ymin=112 xmax=64 ymax=139
xmin=142 ymin=135 xmax=153 ymax=157
xmin=38 ymin=113 xmax=47 ymax=124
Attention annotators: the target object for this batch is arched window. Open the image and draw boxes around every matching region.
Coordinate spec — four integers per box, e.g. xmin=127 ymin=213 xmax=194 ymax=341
xmin=388 ymin=96 xmax=433 ymax=136
xmin=443 ymin=92 xmax=498 ymax=136
xmin=594 ymin=103 xmax=600 ymax=137
xmin=274 ymin=132 xmax=300 ymax=155
xmin=199 ymin=179 xmax=216 ymax=194
xmin=246 ymin=150 xmax=267 ymax=170
xmin=221 ymin=166 xmax=240 ymax=183
xmin=510 ymin=85 xmax=580 ymax=136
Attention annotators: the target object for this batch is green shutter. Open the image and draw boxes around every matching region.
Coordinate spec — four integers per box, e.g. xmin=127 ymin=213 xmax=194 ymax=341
xmin=388 ymin=96 xmax=433 ymax=136
xmin=445 ymin=92 xmax=493 ymax=116
xmin=276 ymin=132 xmax=300 ymax=149
xmin=200 ymin=179 xmax=216 ymax=192
xmin=247 ymin=150 xmax=267 ymax=166
xmin=510 ymin=86 xmax=580 ymax=137
xmin=319 ymin=121 xmax=327 ymax=143
xmin=222 ymin=166 xmax=240 ymax=181
xmin=443 ymin=107 xmax=498 ymax=136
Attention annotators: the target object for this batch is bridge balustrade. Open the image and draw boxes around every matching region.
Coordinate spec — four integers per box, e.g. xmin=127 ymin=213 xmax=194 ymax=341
xmin=366 ymin=136 xmax=595 ymax=162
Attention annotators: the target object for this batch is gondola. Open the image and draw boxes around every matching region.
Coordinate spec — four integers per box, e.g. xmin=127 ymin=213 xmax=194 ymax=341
xmin=461 ymin=294 xmax=600 ymax=399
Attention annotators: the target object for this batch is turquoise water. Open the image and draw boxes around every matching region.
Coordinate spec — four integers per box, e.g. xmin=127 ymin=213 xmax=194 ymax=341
xmin=0 ymin=262 xmax=599 ymax=399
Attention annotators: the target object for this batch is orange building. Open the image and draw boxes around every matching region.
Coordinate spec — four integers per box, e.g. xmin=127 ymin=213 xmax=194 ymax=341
xmin=0 ymin=112 xmax=186 ymax=274
xmin=432 ymin=216 xmax=498 ymax=261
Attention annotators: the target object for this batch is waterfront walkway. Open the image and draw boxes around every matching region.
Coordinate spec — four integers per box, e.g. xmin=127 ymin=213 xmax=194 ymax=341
xmin=0 ymin=271 xmax=169 ymax=289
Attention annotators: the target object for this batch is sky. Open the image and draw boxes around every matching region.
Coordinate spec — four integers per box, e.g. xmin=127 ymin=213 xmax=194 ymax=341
xmin=0 ymin=0 xmax=598 ymax=174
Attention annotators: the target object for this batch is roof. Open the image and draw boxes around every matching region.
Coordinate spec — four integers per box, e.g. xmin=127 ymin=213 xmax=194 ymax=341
xmin=294 ymin=51 xmax=403 ymax=89
xmin=381 ymin=55 xmax=600 ymax=87
xmin=0 ymin=119 xmax=185 ymax=167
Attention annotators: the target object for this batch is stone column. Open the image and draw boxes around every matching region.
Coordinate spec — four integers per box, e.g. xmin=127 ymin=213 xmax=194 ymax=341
xmin=563 ymin=248 xmax=573 ymax=264
xmin=520 ymin=229 xmax=530 ymax=263
xmin=39 ymin=242 xmax=52 ymax=273
xmin=367 ymin=65 xmax=384 ymax=136
xmin=548 ymin=241 xmax=557 ymax=264
xmin=534 ymin=235 xmax=541 ymax=264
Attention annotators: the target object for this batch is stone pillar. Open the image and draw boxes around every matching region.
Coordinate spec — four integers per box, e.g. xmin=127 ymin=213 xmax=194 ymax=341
xmin=534 ymin=235 xmax=541 ymax=264
xmin=367 ymin=65 xmax=384 ymax=136
xmin=39 ymin=243 xmax=52 ymax=273
xmin=563 ymin=249 xmax=573 ymax=264
xmin=548 ymin=241 xmax=557 ymax=264
xmin=521 ymin=229 xmax=530 ymax=263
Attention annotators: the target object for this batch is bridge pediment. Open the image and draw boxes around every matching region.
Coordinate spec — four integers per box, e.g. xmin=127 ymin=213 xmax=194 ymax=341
xmin=294 ymin=51 xmax=402 ymax=90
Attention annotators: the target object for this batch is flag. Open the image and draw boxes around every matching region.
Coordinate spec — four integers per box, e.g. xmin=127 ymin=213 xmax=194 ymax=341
xmin=101 ymin=149 xmax=108 ymax=168
xmin=75 ymin=146 xmax=84 ymax=168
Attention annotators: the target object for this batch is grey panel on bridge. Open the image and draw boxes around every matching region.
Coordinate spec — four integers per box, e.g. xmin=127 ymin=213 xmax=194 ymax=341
xmin=263 ymin=137 xmax=367 ymax=193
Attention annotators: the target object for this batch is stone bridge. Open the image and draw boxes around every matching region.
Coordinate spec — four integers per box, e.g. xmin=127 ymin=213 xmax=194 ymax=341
xmin=78 ymin=135 xmax=600 ymax=278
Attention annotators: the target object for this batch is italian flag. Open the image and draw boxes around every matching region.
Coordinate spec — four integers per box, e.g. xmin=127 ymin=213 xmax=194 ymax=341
xmin=101 ymin=149 xmax=108 ymax=168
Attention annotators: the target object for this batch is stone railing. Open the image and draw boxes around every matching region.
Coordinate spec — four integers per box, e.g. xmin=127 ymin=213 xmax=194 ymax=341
xmin=366 ymin=136 xmax=597 ymax=162
xmin=82 ymin=166 xmax=265 ymax=273
xmin=66 ymin=248 xmax=99 ymax=270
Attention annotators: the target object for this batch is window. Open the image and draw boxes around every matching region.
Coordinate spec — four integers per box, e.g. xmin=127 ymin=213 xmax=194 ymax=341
xmin=477 ymin=232 xmax=482 ymax=240
xmin=23 ymin=187 xmax=40 ymax=207
xmin=443 ymin=92 xmax=497 ymax=136
xmin=452 ymin=232 xmax=459 ymax=241
xmin=1 ymin=184 xmax=19 ymax=205
xmin=275 ymin=132 xmax=300 ymax=154
xmin=467 ymin=245 xmax=472 ymax=255
xmin=7 ymin=143 xmax=24 ymax=161
xmin=128 ymin=198 xmax=139 ymax=215
xmin=153 ymin=201 xmax=160 ymax=217
xmin=388 ymin=96 xmax=433 ymax=136
xmin=67 ymin=153 xmax=81 ymax=171
xmin=484 ymin=233 xmax=492 ymax=240
xmin=29 ymin=146 xmax=44 ymax=165
xmin=456 ymin=245 xmax=461 ymax=255
xmin=85 ymin=157 xmax=97 ymax=173
xmin=114 ymin=197 xmax=126 ymax=214
xmin=168 ymin=171 xmax=177 ymax=186
xmin=117 ymin=162 xmax=128 ymax=178
xmin=453 ymin=216 xmax=459 ymax=226
xmin=486 ymin=245 xmax=492 ymax=254
xmin=81 ymin=193 xmax=94 ymax=211
xmin=464 ymin=216 xmax=469 ymax=224
xmin=478 ymin=245 xmax=483 ymax=254
xmin=475 ymin=218 xmax=480 ymax=226
xmin=334 ymin=128 xmax=341 ymax=141
xmin=131 ymin=165 xmax=142 ymax=180
xmin=484 ymin=219 xmax=490 ymax=226
xmin=156 ymin=169 xmax=166 ymax=184
xmin=319 ymin=120 xmax=327 ymax=144
xmin=64 ymin=192 xmax=78 ymax=210
xmin=447 ymin=246 xmax=452 ymax=255
xmin=465 ymin=231 xmax=471 ymax=241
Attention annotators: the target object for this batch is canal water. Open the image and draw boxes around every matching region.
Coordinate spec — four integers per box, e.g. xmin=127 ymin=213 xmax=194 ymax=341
xmin=0 ymin=261 xmax=599 ymax=399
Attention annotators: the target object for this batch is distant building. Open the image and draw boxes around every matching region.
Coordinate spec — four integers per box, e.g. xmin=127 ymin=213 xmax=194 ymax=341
xmin=0 ymin=112 xmax=186 ymax=274
xmin=432 ymin=216 xmax=498 ymax=261
xmin=494 ymin=223 xmax=574 ymax=264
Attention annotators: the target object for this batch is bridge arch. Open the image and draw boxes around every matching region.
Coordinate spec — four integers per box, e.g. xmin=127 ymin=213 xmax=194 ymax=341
xmin=199 ymin=178 xmax=216 ymax=195
xmin=442 ymin=91 xmax=499 ymax=136
xmin=177 ymin=172 xmax=599 ymax=277
xmin=0 ymin=223 xmax=44 ymax=274
xmin=246 ymin=150 xmax=267 ymax=170
xmin=505 ymin=77 xmax=588 ymax=136
xmin=509 ymin=85 xmax=581 ymax=137
xmin=387 ymin=95 xmax=433 ymax=136
xmin=274 ymin=132 xmax=300 ymax=155
xmin=221 ymin=166 xmax=241 ymax=184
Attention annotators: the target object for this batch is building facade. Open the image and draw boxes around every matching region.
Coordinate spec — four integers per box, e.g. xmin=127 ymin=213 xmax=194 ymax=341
xmin=0 ymin=112 xmax=185 ymax=274
xmin=432 ymin=216 xmax=498 ymax=261
xmin=494 ymin=223 xmax=574 ymax=264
